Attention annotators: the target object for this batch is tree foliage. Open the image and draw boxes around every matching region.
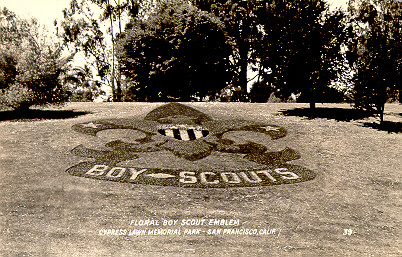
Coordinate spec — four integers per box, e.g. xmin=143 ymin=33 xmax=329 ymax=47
xmin=257 ymin=0 xmax=347 ymax=108
xmin=117 ymin=0 xmax=233 ymax=101
xmin=60 ymin=0 xmax=141 ymax=101
xmin=191 ymin=0 xmax=265 ymax=100
xmin=54 ymin=0 xmax=402 ymax=108
xmin=0 ymin=8 xmax=69 ymax=110
xmin=348 ymin=0 xmax=401 ymax=122
xmin=212 ymin=0 xmax=265 ymax=100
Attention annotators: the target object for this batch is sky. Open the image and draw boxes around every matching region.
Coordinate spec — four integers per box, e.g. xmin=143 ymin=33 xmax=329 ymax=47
xmin=1 ymin=0 xmax=349 ymax=29
xmin=0 ymin=0 xmax=71 ymax=28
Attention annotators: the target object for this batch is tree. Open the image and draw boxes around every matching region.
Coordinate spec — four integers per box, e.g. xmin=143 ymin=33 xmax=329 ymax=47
xmin=117 ymin=0 xmax=233 ymax=101
xmin=258 ymin=0 xmax=347 ymax=108
xmin=202 ymin=0 xmax=265 ymax=100
xmin=0 ymin=8 xmax=69 ymax=111
xmin=348 ymin=0 xmax=401 ymax=123
xmin=60 ymin=0 xmax=141 ymax=101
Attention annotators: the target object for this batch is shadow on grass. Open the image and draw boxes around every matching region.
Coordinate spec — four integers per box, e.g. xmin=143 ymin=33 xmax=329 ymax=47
xmin=280 ymin=107 xmax=372 ymax=121
xmin=362 ymin=121 xmax=402 ymax=133
xmin=0 ymin=109 xmax=89 ymax=122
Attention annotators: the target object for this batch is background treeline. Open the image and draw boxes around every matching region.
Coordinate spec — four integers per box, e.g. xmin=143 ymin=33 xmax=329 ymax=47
xmin=0 ymin=0 xmax=401 ymax=123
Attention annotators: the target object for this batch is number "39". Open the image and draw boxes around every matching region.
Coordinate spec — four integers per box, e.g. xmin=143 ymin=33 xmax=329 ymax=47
xmin=343 ymin=229 xmax=353 ymax=235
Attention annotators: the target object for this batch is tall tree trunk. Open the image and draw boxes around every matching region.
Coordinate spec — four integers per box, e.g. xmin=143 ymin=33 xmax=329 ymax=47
xmin=309 ymin=87 xmax=317 ymax=109
xmin=239 ymin=54 xmax=248 ymax=99
xmin=237 ymin=1 xmax=251 ymax=101
xmin=116 ymin=0 xmax=122 ymax=102
xmin=238 ymin=32 xmax=250 ymax=101
xmin=108 ymin=0 xmax=121 ymax=102
xmin=379 ymin=102 xmax=384 ymax=124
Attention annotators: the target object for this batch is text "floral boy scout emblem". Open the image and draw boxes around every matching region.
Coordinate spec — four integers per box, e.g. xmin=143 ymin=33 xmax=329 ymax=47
xmin=66 ymin=103 xmax=316 ymax=187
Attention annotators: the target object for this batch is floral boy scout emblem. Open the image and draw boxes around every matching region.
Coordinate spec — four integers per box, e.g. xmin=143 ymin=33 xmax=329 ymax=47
xmin=66 ymin=103 xmax=316 ymax=187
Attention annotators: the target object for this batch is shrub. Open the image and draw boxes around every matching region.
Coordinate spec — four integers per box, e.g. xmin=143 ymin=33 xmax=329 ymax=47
xmin=0 ymin=8 xmax=69 ymax=111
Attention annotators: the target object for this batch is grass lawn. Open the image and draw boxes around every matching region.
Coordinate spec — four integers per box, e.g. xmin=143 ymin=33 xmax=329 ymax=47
xmin=1 ymin=102 xmax=401 ymax=256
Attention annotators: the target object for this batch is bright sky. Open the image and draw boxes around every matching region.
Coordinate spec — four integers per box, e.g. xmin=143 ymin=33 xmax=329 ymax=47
xmin=0 ymin=0 xmax=70 ymax=28
xmin=1 ymin=0 xmax=349 ymax=29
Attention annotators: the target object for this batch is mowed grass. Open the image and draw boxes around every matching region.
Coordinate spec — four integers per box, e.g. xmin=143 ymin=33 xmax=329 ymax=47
xmin=0 ymin=102 xmax=401 ymax=257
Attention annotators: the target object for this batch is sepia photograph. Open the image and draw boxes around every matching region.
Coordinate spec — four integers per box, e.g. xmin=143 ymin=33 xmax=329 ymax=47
xmin=1 ymin=0 xmax=401 ymax=256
